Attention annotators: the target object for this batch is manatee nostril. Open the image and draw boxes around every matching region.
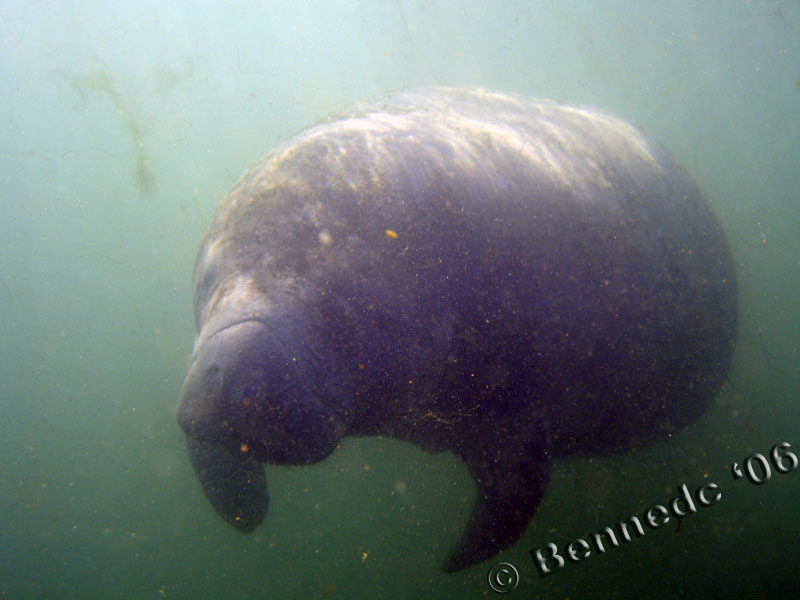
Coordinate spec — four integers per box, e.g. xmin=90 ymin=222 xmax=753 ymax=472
xmin=203 ymin=364 xmax=222 ymax=387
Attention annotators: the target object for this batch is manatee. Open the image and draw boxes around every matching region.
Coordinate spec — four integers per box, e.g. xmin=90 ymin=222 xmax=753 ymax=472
xmin=177 ymin=87 xmax=737 ymax=572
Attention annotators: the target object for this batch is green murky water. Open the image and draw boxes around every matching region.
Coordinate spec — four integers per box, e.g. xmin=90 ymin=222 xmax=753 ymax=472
xmin=1 ymin=1 xmax=798 ymax=597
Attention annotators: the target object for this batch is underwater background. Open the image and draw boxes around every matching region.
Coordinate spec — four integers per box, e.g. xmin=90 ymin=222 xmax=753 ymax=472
xmin=1 ymin=1 xmax=798 ymax=598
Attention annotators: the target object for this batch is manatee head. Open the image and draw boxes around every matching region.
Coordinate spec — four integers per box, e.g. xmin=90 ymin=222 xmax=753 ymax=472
xmin=177 ymin=316 xmax=342 ymax=531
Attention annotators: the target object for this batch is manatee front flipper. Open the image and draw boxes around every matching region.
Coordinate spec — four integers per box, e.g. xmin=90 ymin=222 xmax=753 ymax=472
xmin=186 ymin=436 xmax=268 ymax=532
xmin=442 ymin=431 xmax=551 ymax=572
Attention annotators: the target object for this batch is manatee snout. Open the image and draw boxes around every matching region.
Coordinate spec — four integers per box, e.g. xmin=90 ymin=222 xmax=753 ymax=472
xmin=178 ymin=319 xmax=341 ymax=495
xmin=178 ymin=318 xmax=344 ymax=532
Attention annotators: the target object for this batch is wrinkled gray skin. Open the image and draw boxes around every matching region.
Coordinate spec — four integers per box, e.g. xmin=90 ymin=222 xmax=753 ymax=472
xmin=177 ymin=88 xmax=737 ymax=572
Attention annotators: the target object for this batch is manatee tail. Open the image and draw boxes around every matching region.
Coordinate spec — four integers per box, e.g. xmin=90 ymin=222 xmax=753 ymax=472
xmin=186 ymin=436 xmax=268 ymax=532
xmin=442 ymin=431 xmax=551 ymax=572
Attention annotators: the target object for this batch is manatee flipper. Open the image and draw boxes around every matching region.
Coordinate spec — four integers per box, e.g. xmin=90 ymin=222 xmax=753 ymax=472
xmin=442 ymin=432 xmax=551 ymax=572
xmin=186 ymin=436 xmax=268 ymax=532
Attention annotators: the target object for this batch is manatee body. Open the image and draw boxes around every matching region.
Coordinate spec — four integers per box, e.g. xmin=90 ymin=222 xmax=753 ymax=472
xmin=177 ymin=88 xmax=736 ymax=572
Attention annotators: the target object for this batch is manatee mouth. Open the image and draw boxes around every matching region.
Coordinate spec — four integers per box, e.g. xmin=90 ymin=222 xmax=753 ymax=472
xmin=186 ymin=436 xmax=269 ymax=533
xmin=179 ymin=313 xmax=344 ymax=534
